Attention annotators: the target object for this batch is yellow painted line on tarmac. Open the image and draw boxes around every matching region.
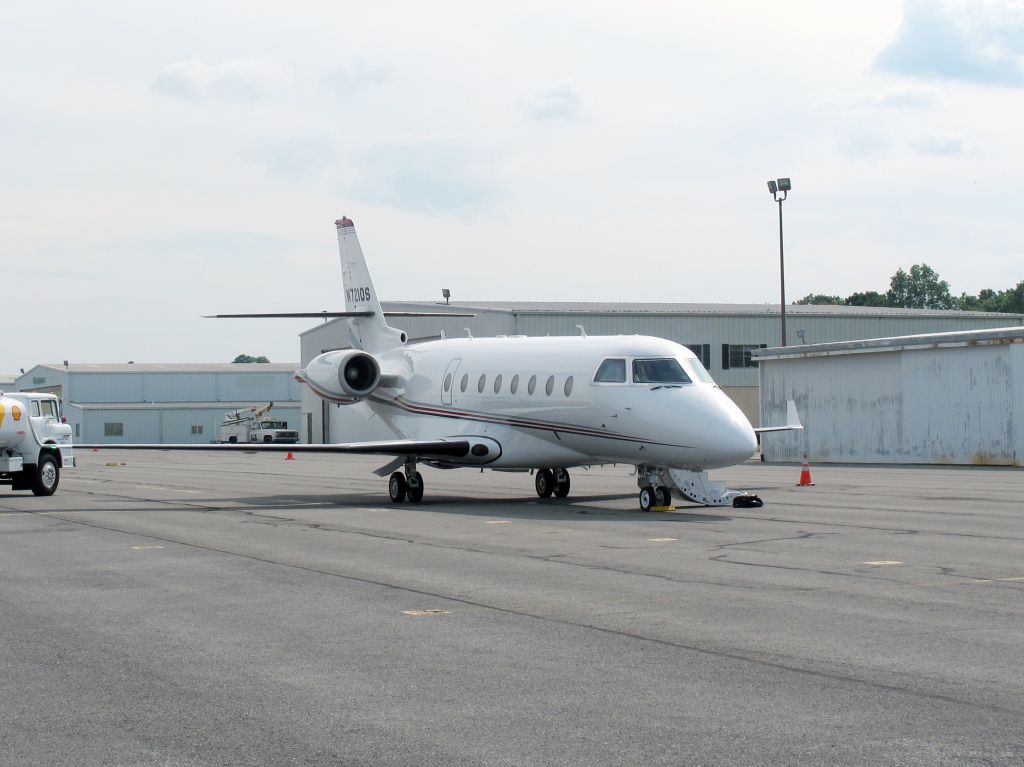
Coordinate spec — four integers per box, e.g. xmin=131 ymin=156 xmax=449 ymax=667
xmin=401 ymin=609 xmax=451 ymax=616
xmin=863 ymin=560 xmax=903 ymax=566
xmin=542 ymin=529 xmax=572 ymax=534
xmin=486 ymin=520 xmax=511 ymax=525
xmin=132 ymin=545 xmax=164 ymax=550
xmin=648 ymin=537 xmax=678 ymax=542
xmin=970 ymin=576 xmax=1024 ymax=584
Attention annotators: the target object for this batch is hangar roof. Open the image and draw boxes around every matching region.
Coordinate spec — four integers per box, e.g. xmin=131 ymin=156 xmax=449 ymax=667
xmin=754 ymin=325 xmax=1024 ymax=360
xmin=383 ymin=301 xmax=1024 ymax=319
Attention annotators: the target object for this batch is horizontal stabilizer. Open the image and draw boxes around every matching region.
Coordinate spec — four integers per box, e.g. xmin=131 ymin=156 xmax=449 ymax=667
xmin=753 ymin=400 xmax=803 ymax=434
xmin=205 ymin=311 xmax=475 ymax=319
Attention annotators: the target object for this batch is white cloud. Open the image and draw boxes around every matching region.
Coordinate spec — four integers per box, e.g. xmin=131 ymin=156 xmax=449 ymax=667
xmin=525 ymin=83 xmax=582 ymax=121
xmin=152 ymin=58 xmax=287 ymax=101
xmin=858 ymin=84 xmax=943 ymax=109
xmin=909 ymin=133 xmax=965 ymax=155
xmin=876 ymin=0 xmax=1024 ymax=86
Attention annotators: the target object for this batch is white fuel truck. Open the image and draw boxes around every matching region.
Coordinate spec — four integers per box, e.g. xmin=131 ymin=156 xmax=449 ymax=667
xmin=0 ymin=392 xmax=74 ymax=496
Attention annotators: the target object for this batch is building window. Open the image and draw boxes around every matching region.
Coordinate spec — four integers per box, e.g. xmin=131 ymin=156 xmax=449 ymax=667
xmin=75 ymin=423 xmax=80 ymax=437
xmin=686 ymin=344 xmax=712 ymax=368
xmin=721 ymin=344 xmax=767 ymax=369
xmin=564 ymin=376 xmax=574 ymax=397
xmin=104 ymin=422 xmax=124 ymax=437
xmin=191 ymin=425 xmax=203 ymax=435
xmin=510 ymin=374 xmax=519 ymax=394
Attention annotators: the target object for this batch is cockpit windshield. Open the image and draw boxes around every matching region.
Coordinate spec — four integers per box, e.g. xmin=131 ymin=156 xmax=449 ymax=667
xmin=632 ymin=358 xmax=691 ymax=384
xmin=681 ymin=357 xmax=714 ymax=384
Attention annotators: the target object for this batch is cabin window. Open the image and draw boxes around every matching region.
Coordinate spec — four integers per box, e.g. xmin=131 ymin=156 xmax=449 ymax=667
xmin=40 ymin=400 xmax=56 ymax=417
xmin=545 ymin=375 xmax=555 ymax=396
xmin=510 ymin=374 xmax=519 ymax=394
xmin=632 ymin=358 xmax=691 ymax=384
xmin=104 ymin=422 xmax=124 ymax=437
xmin=493 ymin=374 xmax=502 ymax=393
xmin=460 ymin=373 xmax=469 ymax=392
xmin=30 ymin=401 xmax=41 ymax=417
xmin=478 ymin=374 xmax=487 ymax=393
xmin=444 ymin=373 xmax=452 ymax=392
xmin=564 ymin=376 xmax=574 ymax=397
xmin=594 ymin=358 xmax=626 ymax=383
xmin=528 ymin=375 xmax=537 ymax=395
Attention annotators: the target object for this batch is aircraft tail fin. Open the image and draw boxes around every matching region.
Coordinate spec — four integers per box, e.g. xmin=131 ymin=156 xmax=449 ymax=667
xmin=335 ymin=217 xmax=406 ymax=351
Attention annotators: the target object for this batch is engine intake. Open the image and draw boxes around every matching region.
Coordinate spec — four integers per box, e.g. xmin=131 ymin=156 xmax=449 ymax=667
xmin=298 ymin=349 xmax=382 ymax=403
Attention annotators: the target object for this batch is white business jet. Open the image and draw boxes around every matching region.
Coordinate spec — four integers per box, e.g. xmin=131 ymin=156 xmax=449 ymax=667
xmin=85 ymin=217 xmax=800 ymax=510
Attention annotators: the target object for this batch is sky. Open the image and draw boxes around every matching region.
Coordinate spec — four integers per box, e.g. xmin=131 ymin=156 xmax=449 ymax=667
xmin=3 ymin=0 xmax=1023 ymax=373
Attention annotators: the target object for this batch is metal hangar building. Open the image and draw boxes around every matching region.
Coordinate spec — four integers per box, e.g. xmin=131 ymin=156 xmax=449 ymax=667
xmin=15 ymin=363 xmax=302 ymax=444
xmin=300 ymin=301 xmax=1023 ymax=442
xmin=756 ymin=326 xmax=1024 ymax=466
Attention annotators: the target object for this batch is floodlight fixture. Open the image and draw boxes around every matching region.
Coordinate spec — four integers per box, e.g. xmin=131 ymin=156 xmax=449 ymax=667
xmin=765 ymin=176 xmax=793 ymax=345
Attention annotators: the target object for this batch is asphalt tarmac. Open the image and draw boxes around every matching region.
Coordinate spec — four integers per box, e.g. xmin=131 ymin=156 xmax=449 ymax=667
xmin=2 ymin=452 xmax=1022 ymax=766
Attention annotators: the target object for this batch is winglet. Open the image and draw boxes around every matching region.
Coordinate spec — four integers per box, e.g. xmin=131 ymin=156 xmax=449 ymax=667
xmin=753 ymin=400 xmax=803 ymax=434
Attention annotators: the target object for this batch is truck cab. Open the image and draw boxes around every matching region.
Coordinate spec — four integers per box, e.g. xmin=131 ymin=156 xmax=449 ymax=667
xmin=0 ymin=392 xmax=74 ymax=496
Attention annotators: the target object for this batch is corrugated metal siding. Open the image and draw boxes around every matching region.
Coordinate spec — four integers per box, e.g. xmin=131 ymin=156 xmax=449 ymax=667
xmin=145 ymin=374 xmax=220 ymax=402
xmin=85 ymin=409 xmax=161 ymax=443
xmin=75 ymin=374 xmax=145 ymax=403
xmin=160 ymin=409 xmax=221 ymax=443
xmin=760 ymin=342 xmax=1023 ymax=465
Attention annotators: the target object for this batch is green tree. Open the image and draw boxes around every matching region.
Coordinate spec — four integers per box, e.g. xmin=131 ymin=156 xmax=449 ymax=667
xmin=956 ymin=281 xmax=1024 ymax=313
xmin=232 ymin=354 xmax=271 ymax=363
xmin=885 ymin=263 xmax=954 ymax=309
xmin=795 ymin=293 xmax=844 ymax=305
xmin=844 ymin=290 xmax=888 ymax=307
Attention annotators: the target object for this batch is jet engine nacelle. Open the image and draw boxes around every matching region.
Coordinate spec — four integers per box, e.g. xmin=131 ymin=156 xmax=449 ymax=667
xmin=298 ymin=349 xmax=382 ymax=404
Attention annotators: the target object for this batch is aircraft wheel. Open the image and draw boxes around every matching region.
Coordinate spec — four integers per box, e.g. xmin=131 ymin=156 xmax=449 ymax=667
xmin=535 ymin=468 xmax=554 ymax=498
xmin=388 ymin=472 xmax=407 ymax=503
xmin=638 ymin=487 xmax=654 ymax=512
xmin=553 ymin=469 xmax=571 ymax=498
xmin=407 ymin=472 xmax=424 ymax=503
xmin=655 ymin=486 xmax=672 ymax=507
xmin=31 ymin=453 xmax=60 ymax=497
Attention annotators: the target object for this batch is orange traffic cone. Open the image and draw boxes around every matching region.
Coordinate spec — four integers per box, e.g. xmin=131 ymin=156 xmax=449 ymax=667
xmin=796 ymin=453 xmax=814 ymax=486
xmin=285 ymin=452 xmax=295 ymax=460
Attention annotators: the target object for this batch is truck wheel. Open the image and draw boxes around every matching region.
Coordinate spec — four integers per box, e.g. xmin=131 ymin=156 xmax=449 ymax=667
xmin=31 ymin=453 xmax=60 ymax=496
xmin=228 ymin=436 xmax=238 ymax=443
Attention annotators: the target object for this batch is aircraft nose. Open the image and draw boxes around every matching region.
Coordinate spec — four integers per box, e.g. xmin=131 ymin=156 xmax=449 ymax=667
xmin=706 ymin=408 xmax=758 ymax=468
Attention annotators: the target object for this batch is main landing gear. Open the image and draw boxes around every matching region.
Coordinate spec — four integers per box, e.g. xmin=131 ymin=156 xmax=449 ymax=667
xmin=389 ymin=459 xmax=424 ymax=503
xmin=534 ymin=468 xmax=571 ymax=499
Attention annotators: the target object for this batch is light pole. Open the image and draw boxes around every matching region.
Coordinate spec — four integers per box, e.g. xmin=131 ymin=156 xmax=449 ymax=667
xmin=767 ymin=177 xmax=791 ymax=346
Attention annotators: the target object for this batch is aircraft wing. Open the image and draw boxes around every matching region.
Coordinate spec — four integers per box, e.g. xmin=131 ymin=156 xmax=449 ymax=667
xmin=753 ymin=400 xmax=803 ymax=434
xmin=75 ymin=439 xmax=475 ymax=459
